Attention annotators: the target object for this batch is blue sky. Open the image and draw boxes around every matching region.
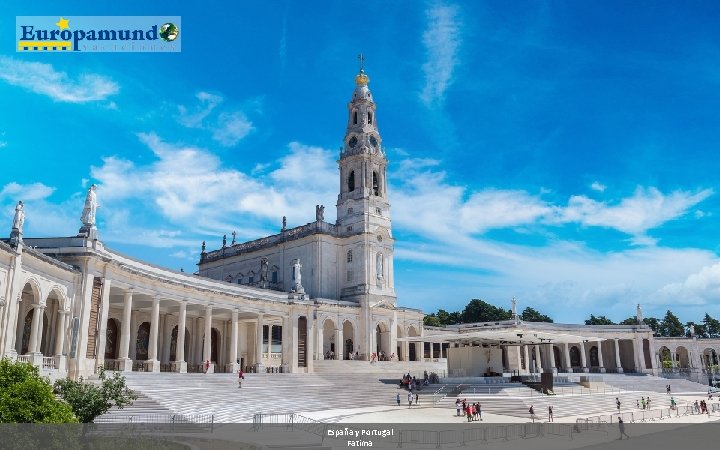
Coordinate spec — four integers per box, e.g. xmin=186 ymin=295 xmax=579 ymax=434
xmin=2 ymin=1 xmax=720 ymax=324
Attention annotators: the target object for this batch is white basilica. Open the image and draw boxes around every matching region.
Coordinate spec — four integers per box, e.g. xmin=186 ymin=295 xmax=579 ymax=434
xmin=1 ymin=67 xmax=718 ymax=385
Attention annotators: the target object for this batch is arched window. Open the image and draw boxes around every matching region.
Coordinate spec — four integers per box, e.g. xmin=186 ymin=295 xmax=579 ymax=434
xmin=348 ymin=170 xmax=355 ymax=192
xmin=368 ymin=111 xmax=373 ymax=124
xmin=372 ymin=171 xmax=380 ymax=196
xmin=353 ymin=110 xmax=358 ymax=125
xmin=347 ymin=250 xmax=353 ymax=263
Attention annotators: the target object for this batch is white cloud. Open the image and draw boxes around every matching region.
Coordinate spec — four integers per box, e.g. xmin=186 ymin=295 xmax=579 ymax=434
xmin=653 ymin=263 xmax=720 ymax=306
xmin=391 ymin=161 xmax=711 ymax=241
xmin=211 ymin=111 xmax=253 ymax=146
xmin=420 ymin=3 xmax=461 ymax=106
xmin=590 ymin=181 xmax=606 ymax=192
xmin=0 ymin=56 xmax=118 ymax=102
xmin=176 ymin=91 xmax=254 ymax=147
xmin=89 ymin=134 xmax=337 ymax=240
xmin=558 ymin=187 xmax=713 ymax=235
xmin=0 ymin=182 xmax=55 ymax=201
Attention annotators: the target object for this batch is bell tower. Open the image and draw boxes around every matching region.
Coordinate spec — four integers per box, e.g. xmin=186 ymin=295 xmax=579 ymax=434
xmin=336 ymin=57 xmax=396 ymax=309
xmin=336 ymin=58 xmax=392 ymax=235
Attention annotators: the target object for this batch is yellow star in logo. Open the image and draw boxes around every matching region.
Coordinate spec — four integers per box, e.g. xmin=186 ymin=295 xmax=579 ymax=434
xmin=56 ymin=17 xmax=70 ymax=30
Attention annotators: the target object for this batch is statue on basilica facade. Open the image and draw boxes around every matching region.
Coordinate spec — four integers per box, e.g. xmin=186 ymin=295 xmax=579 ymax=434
xmin=282 ymin=216 xmax=287 ymax=231
xmin=260 ymin=257 xmax=269 ymax=282
xmin=376 ymin=253 xmax=384 ymax=279
xmin=12 ymin=201 xmax=25 ymax=233
xmin=291 ymin=258 xmax=304 ymax=293
xmin=636 ymin=304 xmax=644 ymax=325
xmin=10 ymin=200 xmax=25 ymax=246
xmin=80 ymin=184 xmax=98 ymax=228
xmin=316 ymin=205 xmax=325 ymax=222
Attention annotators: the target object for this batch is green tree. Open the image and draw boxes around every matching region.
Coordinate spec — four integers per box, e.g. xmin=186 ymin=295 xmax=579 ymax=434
xmin=423 ymin=314 xmax=442 ymax=327
xmin=642 ymin=317 xmax=660 ymax=335
xmin=53 ymin=369 xmax=136 ymax=423
xmin=520 ymin=307 xmax=553 ymax=323
xmin=584 ymin=315 xmax=615 ymax=325
xmin=0 ymin=358 xmax=77 ymax=423
xmin=658 ymin=310 xmax=684 ymax=337
xmin=619 ymin=317 xmax=638 ymax=325
xmin=703 ymin=313 xmax=720 ymax=338
xmin=461 ymin=299 xmax=512 ymax=323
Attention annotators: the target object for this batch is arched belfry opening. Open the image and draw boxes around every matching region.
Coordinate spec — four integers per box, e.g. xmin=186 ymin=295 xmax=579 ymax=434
xmin=348 ymin=170 xmax=355 ymax=192
xmin=372 ymin=171 xmax=379 ymax=196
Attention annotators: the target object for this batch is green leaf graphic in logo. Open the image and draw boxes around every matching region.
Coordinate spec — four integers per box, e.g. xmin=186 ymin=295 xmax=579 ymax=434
xmin=159 ymin=23 xmax=179 ymax=42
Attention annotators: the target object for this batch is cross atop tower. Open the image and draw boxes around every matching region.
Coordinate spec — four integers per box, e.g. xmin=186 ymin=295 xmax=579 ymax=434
xmin=357 ymin=53 xmax=365 ymax=72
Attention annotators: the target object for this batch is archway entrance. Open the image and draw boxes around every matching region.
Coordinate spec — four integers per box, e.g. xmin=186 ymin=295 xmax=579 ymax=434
xmin=322 ymin=319 xmax=336 ymax=358
xmin=136 ymin=322 xmax=150 ymax=361
xmin=105 ymin=319 xmax=118 ymax=359
xmin=376 ymin=322 xmax=390 ymax=359
xmin=589 ymin=346 xmax=599 ymax=367
xmin=169 ymin=326 xmax=190 ymax=362
xmin=553 ymin=346 xmax=562 ymax=369
xmin=343 ymin=320 xmax=354 ymax=359
xmin=570 ymin=346 xmax=581 ymax=367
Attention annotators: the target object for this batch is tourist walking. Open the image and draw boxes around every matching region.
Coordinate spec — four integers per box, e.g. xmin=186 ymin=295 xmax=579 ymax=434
xmin=616 ymin=398 xmax=621 ymax=412
xmin=396 ymin=393 xmax=401 ymax=406
xmin=408 ymin=391 xmax=413 ymax=408
xmin=548 ymin=405 xmax=553 ymax=422
xmin=415 ymin=393 xmax=419 ymax=405
xmin=456 ymin=399 xmax=462 ymax=416
xmin=204 ymin=359 xmax=210 ymax=374
xmin=666 ymin=384 xmax=671 ymax=395
xmin=641 ymin=397 xmax=646 ymax=409
xmin=529 ymin=405 xmax=535 ymax=423
xmin=237 ymin=368 xmax=244 ymax=388
xmin=618 ymin=418 xmax=630 ymax=439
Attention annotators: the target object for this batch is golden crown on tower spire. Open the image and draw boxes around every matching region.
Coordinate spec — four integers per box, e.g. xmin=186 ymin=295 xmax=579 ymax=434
xmin=355 ymin=69 xmax=370 ymax=86
xmin=355 ymin=53 xmax=369 ymax=86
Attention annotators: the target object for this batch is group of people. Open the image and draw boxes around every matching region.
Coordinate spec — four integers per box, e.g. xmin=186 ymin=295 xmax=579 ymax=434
xmin=636 ymin=396 xmax=652 ymax=409
xmin=370 ymin=351 xmax=396 ymax=363
xmin=693 ymin=399 xmax=711 ymax=414
xmin=396 ymin=392 xmax=419 ymax=407
xmin=455 ymin=399 xmax=482 ymax=421
xmin=399 ymin=371 xmax=430 ymax=390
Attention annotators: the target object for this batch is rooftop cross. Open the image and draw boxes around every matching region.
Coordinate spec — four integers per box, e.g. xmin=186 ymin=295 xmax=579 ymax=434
xmin=357 ymin=53 xmax=365 ymax=72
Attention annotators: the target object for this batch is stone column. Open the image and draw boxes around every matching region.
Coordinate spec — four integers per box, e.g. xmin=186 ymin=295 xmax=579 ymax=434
xmin=307 ymin=315 xmax=315 ymax=373
xmin=95 ymin=278 xmax=112 ymax=371
xmin=671 ymin=350 xmax=677 ymax=368
xmin=28 ymin=305 xmax=44 ymax=354
xmin=173 ymin=301 xmax=187 ymax=373
xmin=54 ymin=311 xmax=67 ymax=356
xmin=128 ymin=310 xmax=138 ymax=361
xmin=118 ymin=292 xmax=133 ymax=371
xmin=255 ymin=313 xmax=264 ymax=372
xmin=534 ymin=345 xmax=542 ymax=372
xmin=547 ymin=344 xmax=557 ymax=373
xmin=267 ymin=324 xmax=274 ymax=359
xmin=564 ymin=343 xmax=571 ymax=371
xmin=523 ymin=345 xmax=530 ymax=373
xmin=335 ymin=327 xmax=343 ymax=360
xmin=614 ymin=339 xmax=623 ymax=373
xmin=161 ymin=314 xmax=171 ymax=364
xmin=53 ymin=310 xmax=69 ymax=372
xmin=228 ymin=309 xmax=239 ymax=373
xmin=203 ymin=305 xmax=214 ymax=373
xmin=281 ymin=315 xmax=291 ymax=372
xmin=597 ymin=341 xmax=605 ymax=372
xmin=146 ymin=297 xmax=160 ymax=372
xmin=580 ymin=342 xmax=588 ymax=372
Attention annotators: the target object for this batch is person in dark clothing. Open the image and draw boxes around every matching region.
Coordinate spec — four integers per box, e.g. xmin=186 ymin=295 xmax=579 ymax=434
xmin=618 ymin=418 xmax=630 ymax=439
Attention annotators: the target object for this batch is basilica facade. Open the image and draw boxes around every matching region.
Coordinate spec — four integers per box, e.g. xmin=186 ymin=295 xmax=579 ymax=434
xmin=0 ymin=68 xmax=425 ymax=380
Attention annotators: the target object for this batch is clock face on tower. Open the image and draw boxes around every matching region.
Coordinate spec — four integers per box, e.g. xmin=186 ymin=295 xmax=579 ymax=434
xmin=349 ymin=136 xmax=358 ymax=148
xmin=369 ymin=135 xmax=378 ymax=148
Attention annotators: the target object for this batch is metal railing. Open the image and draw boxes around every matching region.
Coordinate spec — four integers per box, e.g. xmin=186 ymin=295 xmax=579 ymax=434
xmin=94 ymin=413 xmax=214 ymax=432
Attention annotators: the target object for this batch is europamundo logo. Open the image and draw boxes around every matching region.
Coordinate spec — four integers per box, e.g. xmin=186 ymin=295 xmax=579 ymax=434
xmin=16 ymin=16 xmax=181 ymax=52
